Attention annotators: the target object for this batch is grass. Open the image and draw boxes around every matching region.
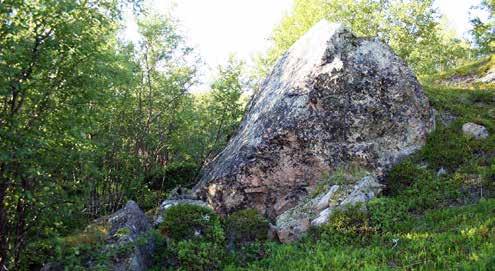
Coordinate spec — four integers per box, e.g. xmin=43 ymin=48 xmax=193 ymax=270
xmin=226 ymin=200 xmax=495 ymax=271
xmin=423 ymin=55 xmax=495 ymax=89
xmin=223 ymin=65 xmax=495 ymax=270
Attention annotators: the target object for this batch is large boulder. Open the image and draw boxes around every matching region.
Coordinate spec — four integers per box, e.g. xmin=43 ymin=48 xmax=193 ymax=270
xmin=193 ymin=21 xmax=434 ymax=232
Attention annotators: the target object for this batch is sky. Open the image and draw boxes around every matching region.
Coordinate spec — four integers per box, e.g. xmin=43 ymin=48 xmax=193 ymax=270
xmin=124 ymin=0 xmax=484 ymax=88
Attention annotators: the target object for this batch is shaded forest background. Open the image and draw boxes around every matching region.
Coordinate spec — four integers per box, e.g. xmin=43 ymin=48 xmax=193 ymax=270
xmin=0 ymin=0 xmax=493 ymax=269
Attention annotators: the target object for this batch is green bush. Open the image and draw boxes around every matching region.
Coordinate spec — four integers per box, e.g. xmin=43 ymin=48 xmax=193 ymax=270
xmin=224 ymin=209 xmax=269 ymax=246
xmin=153 ymin=205 xmax=226 ymax=270
xmin=318 ymin=204 xmax=375 ymax=246
xmin=385 ymin=159 xmax=427 ymax=195
xmin=468 ymin=90 xmax=494 ymax=104
xmin=159 ymin=204 xmax=224 ymax=243
xmin=368 ymin=197 xmax=411 ymax=233
xmin=146 ymin=162 xmax=199 ymax=192
xmin=175 ymin=240 xmax=226 ymax=271
xmin=421 ymin=126 xmax=473 ymax=171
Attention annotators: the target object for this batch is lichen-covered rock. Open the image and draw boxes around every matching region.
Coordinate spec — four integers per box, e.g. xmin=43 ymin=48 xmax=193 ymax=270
xmin=193 ymin=20 xmax=434 ymax=230
xmin=462 ymin=122 xmax=489 ymax=139
xmin=104 ymin=201 xmax=154 ymax=271
xmin=40 ymin=262 xmax=64 ymax=271
xmin=275 ymin=175 xmax=383 ymax=242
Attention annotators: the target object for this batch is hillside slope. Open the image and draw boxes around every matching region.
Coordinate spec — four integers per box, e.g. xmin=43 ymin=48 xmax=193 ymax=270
xmin=40 ymin=59 xmax=495 ymax=271
xmin=224 ymin=59 xmax=495 ymax=270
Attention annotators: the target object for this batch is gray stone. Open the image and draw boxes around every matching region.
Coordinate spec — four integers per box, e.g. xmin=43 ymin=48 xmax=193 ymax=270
xmin=340 ymin=176 xmax=383 ymax=206
xmin=40 ymin=262 xmax=64 ymax=271
xmin=479 ymin=69 xmax=495 ymax=84
xmin=315 ymin=185 xmax=339 ymax=211
xmin=276 ymin=175 xmax=383 ymax=241
xmin=462 ymin=122 xmax=489 ymax=139
xmin=275 ymin=215 xmax=311 ymax=243
xmin=437 ymin=167 xmax=447 ymax=176
xmin=311 ymin=207 xmax=333 ymax=227
xmin=105 ymin=201 xmax=154 ymax=271
xmin=41 ymin=201 xmax=155 ymax=271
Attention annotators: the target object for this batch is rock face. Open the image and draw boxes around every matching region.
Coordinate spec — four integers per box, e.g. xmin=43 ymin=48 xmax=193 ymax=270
xmin=462 ymin=122 xmax=489 ymax=139
xmin=193 ymin=21 xmax=434 ymax=239
xmin=105 ymin=201 xmax=154 ymax=271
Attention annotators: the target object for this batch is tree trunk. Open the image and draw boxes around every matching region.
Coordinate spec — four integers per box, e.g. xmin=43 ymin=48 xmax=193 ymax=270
xmin=0 ymin=180 xmax=8 ymax=271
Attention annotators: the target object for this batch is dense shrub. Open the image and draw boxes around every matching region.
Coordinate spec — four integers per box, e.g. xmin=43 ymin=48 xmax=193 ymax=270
xmin=146 ymin=162 xmax=199 ymax=191
xmin=385 ymin=159 xmax=428 ymax=195
xmin=175 ymin=240 xmax=226 ymax=271
xmin=153 ymin=204 xmax=226 ymax=270
xmin=421 ymin=126 xmax=473 ymax=171
xmin=318 ymin=204 xmax=375 ymax=246
xmin=224 ymin=209 xmax=269 ymax=246
xmin=368 ymin=197 xmax=411 ymax=233
xmin=159 ymin=204 xmax=224 ymax=243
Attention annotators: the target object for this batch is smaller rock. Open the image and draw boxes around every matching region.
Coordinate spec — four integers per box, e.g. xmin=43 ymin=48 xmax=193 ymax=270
xmin=40 ymin=262 xmax=64 ymax=271
xmin=108 ymin=201 xmax=151 ymax=238
xmin=462 ymin=122 xmax=489 ymax=139
xmin=437 ymin=167 xmax=447 ymax=176
xmin=159 ymin=199 xmax=209 ymax=210
xmin=276 ymin=216 xmax=310 ymax=243
xmin=479 ymin=69 xmax=495 ymax=84
xmin=315 ymin=185 xmax=339 ymax=211
xmin=105 ymin=201 xmax=154 ymax=271
xmin=276 ymin=175 xmax=383 ymax=242
xmin=311 ymin=208 xmax=333 ymax=227
xmin=340 ymin=176 xmax=383 ymax=206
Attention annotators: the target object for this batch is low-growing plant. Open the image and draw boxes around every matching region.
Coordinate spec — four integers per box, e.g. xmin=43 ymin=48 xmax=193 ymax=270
xmin=368 ymin=197 xmax=411 ymax=233
xmin=385 ymin=159 xmax=428 ymax=195
xmin=227 ymin=242 xmax=269 ymax=267
xmin=421 ymin=125 xmax=473 ymax=171
xmin=159 ymin=204 xmax=224 ymax=243
xmin=317 ymin=204 xmax=375 ymax=246
xmin=175 ymin=240 xmax=226 ymax=271
xmin=224 ymin=209 xmax=269 ymax=246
